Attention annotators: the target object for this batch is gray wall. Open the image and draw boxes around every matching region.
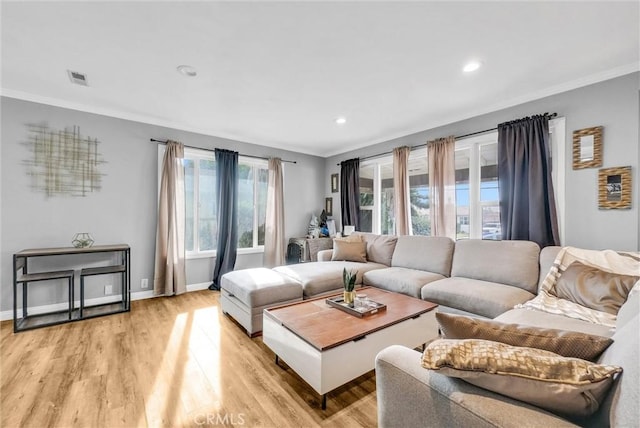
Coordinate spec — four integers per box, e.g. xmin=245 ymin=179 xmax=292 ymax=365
xmin=326 ymin=72 xmax=640 ymax=252
xmin=1 ymin=97 xmax=325 ymax=312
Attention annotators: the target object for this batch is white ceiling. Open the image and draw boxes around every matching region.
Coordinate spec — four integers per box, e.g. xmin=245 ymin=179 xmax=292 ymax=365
xmin=2 ymin=1 xmax=638 ymax=157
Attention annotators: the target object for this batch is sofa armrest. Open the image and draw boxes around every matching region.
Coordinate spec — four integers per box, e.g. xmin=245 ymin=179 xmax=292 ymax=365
xmin=317 ymin=249 xmax=333 ymax=262
xmin=375 ymin=345 xmax=578 ymax=428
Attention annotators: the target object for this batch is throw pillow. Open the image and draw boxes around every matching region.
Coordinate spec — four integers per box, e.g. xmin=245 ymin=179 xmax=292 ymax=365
xmin=331 ymin=240 xmax=367 ymax=263
xmin=334 ymin=234 xmax=363 ymax=243
xmin=550 ymin=261 xmax=639 ymax=315
xmin=422 ymin=339 xmax=622 ymax=418
xmin=352 ymin=232 xmax=398 ymax=266
xmin=436 ymin=312 xmax=613 ymax=361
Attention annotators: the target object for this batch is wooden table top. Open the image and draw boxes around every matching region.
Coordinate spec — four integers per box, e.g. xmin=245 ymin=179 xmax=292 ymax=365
xmin=15 ymin=244 xmax=130 ymax=257
xmin=264 ymin=287 xmax=438 ymax=351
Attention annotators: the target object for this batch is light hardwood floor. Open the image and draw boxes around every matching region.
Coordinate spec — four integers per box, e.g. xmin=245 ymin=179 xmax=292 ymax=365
xmin=1 ymin=291 xmax=378 ymax=428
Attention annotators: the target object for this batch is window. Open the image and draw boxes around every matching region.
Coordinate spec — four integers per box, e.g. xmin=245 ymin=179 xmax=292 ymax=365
xmin=162 ymin=146 xmax=268 ymax=257
xmin=408 ymin=148 xmax=430 ymax=236
xmin=455 ymin=133 xmax=500 ymax=240
xmin=352 ymin=117 xmax=565 ymax=241
xmin=358 ymin=159 xmax=395 ymax=234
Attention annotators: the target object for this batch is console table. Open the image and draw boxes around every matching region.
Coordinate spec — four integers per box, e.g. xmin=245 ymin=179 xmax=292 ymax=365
xmin=288 ymin=237 xmax=333 ymax=262
xmin=13 ymin=244 xmax=130 ymax=332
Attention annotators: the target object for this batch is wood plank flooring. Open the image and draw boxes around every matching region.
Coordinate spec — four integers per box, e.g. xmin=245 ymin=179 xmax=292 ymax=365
xmin=0 ymin=291 xmax=378 ymax=427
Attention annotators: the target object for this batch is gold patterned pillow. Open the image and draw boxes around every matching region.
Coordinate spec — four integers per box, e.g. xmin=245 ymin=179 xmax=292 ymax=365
xmin=436 ymin=312 xmax=613 ymax=361
xmin=422 ymin=339 xmax=622 ymax=418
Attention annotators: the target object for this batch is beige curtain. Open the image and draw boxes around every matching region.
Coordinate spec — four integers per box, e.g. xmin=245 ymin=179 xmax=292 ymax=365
xmin=393 ymin=146 xmax=412 ymax=235
xmin=154 ymin=141 xmax=186 ymax=296
xmin=428 ymin=136 xmax=456 ymax=239
xmin=264 ymin=158 xmax=285 ymax=267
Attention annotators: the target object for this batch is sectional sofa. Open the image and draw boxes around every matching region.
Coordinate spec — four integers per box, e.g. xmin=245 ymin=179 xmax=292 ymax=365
xmin=220 ymin=232 xmax=639 ymax=426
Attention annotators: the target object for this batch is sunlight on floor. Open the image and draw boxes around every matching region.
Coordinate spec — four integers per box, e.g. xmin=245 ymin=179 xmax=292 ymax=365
xmin=139 ymin=304 xmax=223 ymax=427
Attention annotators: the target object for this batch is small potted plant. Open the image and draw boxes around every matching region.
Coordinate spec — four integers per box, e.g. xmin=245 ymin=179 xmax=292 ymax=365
xmin=343 ymin=268 xmax=357 ymax=305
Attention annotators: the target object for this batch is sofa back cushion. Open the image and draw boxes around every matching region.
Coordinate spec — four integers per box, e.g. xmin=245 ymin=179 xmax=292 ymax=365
xmin=451 ymin=240 xmax=540 ymax=293
xmin=538 ymin=245 xmax=561 ymax=291
xmin=391 ymin=235 xmax=454 ymax=276
xmin=352 ymin=232 xmax=398 ymax=266
xmin=593 ymin=290 xmax=639 ymax=427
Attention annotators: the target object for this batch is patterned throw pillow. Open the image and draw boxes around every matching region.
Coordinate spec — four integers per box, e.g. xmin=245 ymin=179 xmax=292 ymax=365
xmin=436 ymin=312 xmax=613 ymax=361
xmin=551 ymin=261 xmax=639 ymax=315
xmin=422 ymin=339 xmax=622 ymax=418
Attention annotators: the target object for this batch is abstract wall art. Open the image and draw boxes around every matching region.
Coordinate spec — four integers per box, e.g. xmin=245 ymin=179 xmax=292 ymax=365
xmin=23 ymin=123 xmax=106 ymax=197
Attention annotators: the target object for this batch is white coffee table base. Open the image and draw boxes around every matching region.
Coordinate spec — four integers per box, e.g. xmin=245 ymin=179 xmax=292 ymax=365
xmin=263 ymin=310 xmax=438 ymax=409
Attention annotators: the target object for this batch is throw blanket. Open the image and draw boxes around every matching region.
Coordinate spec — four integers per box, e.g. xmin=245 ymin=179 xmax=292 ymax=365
xmin=516 ymin=246 xmax=640 ymax=328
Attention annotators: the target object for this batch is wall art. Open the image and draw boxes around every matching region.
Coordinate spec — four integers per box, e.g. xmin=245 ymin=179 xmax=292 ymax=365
xmin=23 ymin=123 xmax=106 ymax=197
xmin=598 ymin=166 xmax=631 ymax=209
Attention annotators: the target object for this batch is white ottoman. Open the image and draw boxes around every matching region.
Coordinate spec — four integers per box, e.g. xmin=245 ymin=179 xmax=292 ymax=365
xmin=220 ymin=268 xmax=302 ymax=336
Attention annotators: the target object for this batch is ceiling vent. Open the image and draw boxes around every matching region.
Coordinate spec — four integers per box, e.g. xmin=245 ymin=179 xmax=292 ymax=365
xmin=67 ymin=70 xmax=88 ymax=86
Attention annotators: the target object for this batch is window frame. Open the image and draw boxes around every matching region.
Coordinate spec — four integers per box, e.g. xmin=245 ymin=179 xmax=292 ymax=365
xmin=158 ymin=146 xmax=267 ymax=260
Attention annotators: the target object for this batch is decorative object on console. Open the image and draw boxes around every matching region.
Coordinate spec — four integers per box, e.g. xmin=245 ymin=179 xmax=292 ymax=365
xmin=326 ymin=219 xmax=336 ymax=237
xmin=598 ymin=166 xmax=631 ymax=209
xmin=343 ymin=225 xmax=355 ymax=236
xmin=307 ymin=214 xmax=320 ymax=238
xmin=331 ymin=173 xmax=339 ymax=193
xmin=342 ymin=268 xmax=357 ymax=305
xmin=72 ymin=233 xmax=94 ymax=248
xmin=572 ymin=126 xmax=603 ymax=169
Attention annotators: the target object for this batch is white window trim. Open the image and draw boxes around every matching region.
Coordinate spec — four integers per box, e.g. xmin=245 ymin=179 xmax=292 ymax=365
xmin=549 ymin=117 xmax=566 ymax=245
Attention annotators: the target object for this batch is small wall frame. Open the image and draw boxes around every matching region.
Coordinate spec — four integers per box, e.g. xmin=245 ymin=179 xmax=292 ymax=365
xmin=598 ymin=166 xmax=632 ymax=209
xmin=572 ymin=126 xmax=602 ymax=169
xmin=325 ymin=197 xmax=333 ymax=216
xmin=331 ymin=173 xmax=339 ymax=193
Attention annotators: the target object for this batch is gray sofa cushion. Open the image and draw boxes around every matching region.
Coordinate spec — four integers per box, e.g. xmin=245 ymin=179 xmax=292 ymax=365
xmin=391 ymin=235 xmax=454 ymax=277
xmin=352 ymin=232 xmax=398 ymax=266
xmin=539 ymin=245 xmax=561 ymax=291
xmin=594 ymin=310 xmax=639 ymax=427
xmin=495 ymin=308 xmax=614 ymax=338
xmin=364 ymin=267 xmax=445 ymax=298
xmin=220 ymin=268 xmax=302 ymax=307
xmin=421 ymin=277 xmax=535 ymax=319
xmin=274 ymin=261 xmax=386 ymax=298
xmin=451 ymin=240 xmax=540 ymax=294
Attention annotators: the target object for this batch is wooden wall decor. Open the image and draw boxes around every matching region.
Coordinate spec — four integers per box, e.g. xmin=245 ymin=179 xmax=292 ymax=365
xmin=598 ymin=166 xmax=632 ymax=209
xmin=572 ymin=126 xmax=602 ymax=169
xmin=23 ymin=123 xmax=106 ymax=197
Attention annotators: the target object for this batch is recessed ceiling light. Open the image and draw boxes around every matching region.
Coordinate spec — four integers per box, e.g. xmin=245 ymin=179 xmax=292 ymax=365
xmin=463 ymin=61 xmax=482 ymax=73
xmin=335 ymin=117 xmax=347 ymax=125
xmin=177 ymin=65 xmax=197 ymax=77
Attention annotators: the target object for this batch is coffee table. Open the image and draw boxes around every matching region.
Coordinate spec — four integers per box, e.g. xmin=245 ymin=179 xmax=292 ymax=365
xmin=263 ymin=287 xmax=438 ymax=409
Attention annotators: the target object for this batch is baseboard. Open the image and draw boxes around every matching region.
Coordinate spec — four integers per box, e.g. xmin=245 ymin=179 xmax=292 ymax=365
xmin=186 ymin=282 xmax=211 ymax=292
xmin=0 ymin=283 xmax=206 ymax=322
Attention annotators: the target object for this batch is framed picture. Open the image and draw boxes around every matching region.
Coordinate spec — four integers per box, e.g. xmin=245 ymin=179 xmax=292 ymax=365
xmin=598 ymin=166 xmax=632 ymax=209
xmin=326 ymin=219 xmax=336 ymax=237
xmin=331 ymin=173 xmax=339 ymax=193
xmin=325 ymin=197 xmax=333 ymax=216
xmin=573 ymin=126 xmax=602 ymax=169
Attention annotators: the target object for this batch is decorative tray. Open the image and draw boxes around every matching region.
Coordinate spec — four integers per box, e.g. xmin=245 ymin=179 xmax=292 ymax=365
xmin=325 ymin=296 xmax=387 ymax=318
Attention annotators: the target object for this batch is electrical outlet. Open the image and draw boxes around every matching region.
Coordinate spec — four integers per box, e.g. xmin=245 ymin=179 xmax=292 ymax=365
xmin=141 ymin=278 xmax=149 ymax=289
xmin=104 ymin=284 xmax=113 ymax=295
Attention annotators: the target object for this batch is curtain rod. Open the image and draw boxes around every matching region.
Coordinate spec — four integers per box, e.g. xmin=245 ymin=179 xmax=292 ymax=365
xmin=150 ymin=139 xmax=297 ymax=164
xmin=336 ymin=112 xmax=558 ymax=165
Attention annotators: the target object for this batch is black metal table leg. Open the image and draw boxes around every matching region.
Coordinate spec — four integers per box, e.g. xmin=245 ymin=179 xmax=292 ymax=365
xmin=80 ymin=275 xmax=84 ymax=318
xmin=275 ymin=355 xmax=279 ymax=366
xmin=322 ymin=394 xmax=327 ymax=410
